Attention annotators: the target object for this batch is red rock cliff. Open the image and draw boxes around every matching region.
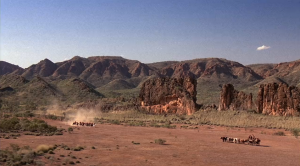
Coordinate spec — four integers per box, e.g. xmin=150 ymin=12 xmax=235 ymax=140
xmin=257 ymin=83 xmax=300 ymax=116
xmin=218 ymin=84 xmax=253 ymax=111
xmin=139 ymin=77 xmax=198 ymax=115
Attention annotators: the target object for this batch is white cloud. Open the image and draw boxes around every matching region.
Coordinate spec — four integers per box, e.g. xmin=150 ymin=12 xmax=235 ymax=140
xmin=257 ymin=45 xmax=271 ymax=51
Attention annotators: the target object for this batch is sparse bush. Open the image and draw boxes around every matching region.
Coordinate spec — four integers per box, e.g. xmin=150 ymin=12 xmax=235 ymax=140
xmin=290 ymin=128 xmax=300 ymax=138
xmin=48 ymin=150 xmax=54 ymax=154
xmin=73 ymin=146 xmax=84 ymax=151
xmin=10 ymin=144 xmax=20 ymax=151
xmin=131 ymin=141 xmax=140 ymax=145
xmin=22 ymin=111 xmax=35 ymax=118
xmin=36 ymin=151 xmax=44 ymax=156
xmin=273 ymin=131 xmax=285 ymax=136
xmin=0 ymin=117 xmax=20 ymax=132
xmin=24 ymin=132 xmax=35 ymax=135
xmin=129 ymin=121 xmax=146 ymax=127
xmin=0 ymin=117 xmax=59 ymax=135
xmin=162 ymin=123 xmax=176 ymax=129
xmin=69 ymin=161 xmax=75 ymax=165
xmin=0 ymin=144 xmax=36 ymax=165
xmin=260 ymin=131 xmax=267 ymax=134
xmin=55 ymin=131 xmax=63 ymax=135
xmin=45 ymin=114 xmax=58 ymax=120
xmin=180 ymin=125 xmax=188 ymax=129
xmin=154 ymin=139 xmax=166 ymax=145
xmin=179 ymin=115 xmax=186 ymax=120
xmin=91 ymin=146 xmax=96 ymax=149
xmin=68 ymin=127 xmax=73 ymax=133
xmin=110 ymin=120 xmax=120 ymax=125
xmin=3 ymin=114 xmax=11 ymax=118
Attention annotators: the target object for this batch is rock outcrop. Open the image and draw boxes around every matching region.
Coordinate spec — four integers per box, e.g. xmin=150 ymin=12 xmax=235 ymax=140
xmin=218 ymin=84 xmax=253 ymax=111
xmin=257 ymin=83 xmax=300 ymax=116
xmin=138 ymin=77 xmax=198 ymax=115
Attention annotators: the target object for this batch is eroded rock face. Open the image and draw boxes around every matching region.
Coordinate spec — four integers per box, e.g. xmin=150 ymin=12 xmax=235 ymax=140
xmin=257 ymin=83 xmax=300 ymax=116
xmin=138 ymin=77 xmax=198 ymax=115
xmin=218 ymin=84 xmax=253 ymax=111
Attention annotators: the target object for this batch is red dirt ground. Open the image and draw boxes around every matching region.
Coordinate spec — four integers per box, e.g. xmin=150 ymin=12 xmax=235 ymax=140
xmin=1 ymin=119 xmax=300 ymax=166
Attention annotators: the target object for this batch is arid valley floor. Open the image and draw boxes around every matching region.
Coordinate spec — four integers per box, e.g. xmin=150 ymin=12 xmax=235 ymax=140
xmin=1 ymin=118 xmax=300 ymax=166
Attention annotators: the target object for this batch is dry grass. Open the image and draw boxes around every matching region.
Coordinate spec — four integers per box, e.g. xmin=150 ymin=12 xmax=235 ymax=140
xmin=35 ymin=144 xmax=53 ymax=153
xmin=96 ymin=109 xmax=300 ymax=130
xmin=99 ymin=109 xmax=168 ymax=123
xmin=191 ymin=110 xmax=300 ymax=130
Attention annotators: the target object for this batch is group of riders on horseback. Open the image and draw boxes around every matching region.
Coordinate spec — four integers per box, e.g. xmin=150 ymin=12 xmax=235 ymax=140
xmin=72 ymin=121 xmax=95 ymax=127
xmin=220 ymin=134 xmax=260 ymax=145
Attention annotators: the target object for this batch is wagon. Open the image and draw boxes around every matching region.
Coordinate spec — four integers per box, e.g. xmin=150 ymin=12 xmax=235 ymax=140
xmin=247 ymin=135 xmax=260 ymax=146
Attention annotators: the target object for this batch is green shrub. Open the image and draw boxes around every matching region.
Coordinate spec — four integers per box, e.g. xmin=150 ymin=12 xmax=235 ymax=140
xmin=154 ymin=139 xmax=166 ymax=145
xmin=0 ymin=145 xmax=36 ymax=165
xmin=0 ymin=117 xmax=59 ymax=134
xmin=0 ymin=117 xmax=20 ymax=132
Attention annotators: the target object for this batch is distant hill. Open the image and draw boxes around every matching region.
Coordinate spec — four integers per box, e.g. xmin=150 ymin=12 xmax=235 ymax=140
xmin=0 ymin=61 xmax=23 ymax=76
xmin=247 ymin=59 xmax=300 ymax=87
xmin=1 ymin=56 xmax=299 ymax=107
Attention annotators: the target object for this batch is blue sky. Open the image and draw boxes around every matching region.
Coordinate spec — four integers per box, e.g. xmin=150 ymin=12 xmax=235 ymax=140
xmin=1 ymin=0 xmax=299 ymax=68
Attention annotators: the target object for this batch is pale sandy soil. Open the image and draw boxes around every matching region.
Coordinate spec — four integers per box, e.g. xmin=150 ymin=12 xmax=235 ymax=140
xmin=1 ymin=119 xmax=300 ymax=166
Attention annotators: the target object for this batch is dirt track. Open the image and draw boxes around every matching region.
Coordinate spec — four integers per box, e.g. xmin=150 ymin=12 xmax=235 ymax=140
xmin=1 ymin=119 xmax=300 ymax=166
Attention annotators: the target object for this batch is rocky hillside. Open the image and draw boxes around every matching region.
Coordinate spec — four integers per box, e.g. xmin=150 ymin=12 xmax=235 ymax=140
xmin=0 ymin=74 xmax=103 ymax=110
xmin=1 ymin=56 xmax=299 ymax=107
xmin=16 ymin=56 xmax=160 ymax=87
xmin=247 ymin=59 xmax=300 ymax=87
xmin=160 ymin=58 xmax=262 ymax=81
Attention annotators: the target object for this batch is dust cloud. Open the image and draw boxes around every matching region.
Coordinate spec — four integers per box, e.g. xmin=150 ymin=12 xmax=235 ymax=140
xmin=43 ymin=101 xmax=103 ymax=125
xmin=66 ymin=108 xmax=102 ymax=125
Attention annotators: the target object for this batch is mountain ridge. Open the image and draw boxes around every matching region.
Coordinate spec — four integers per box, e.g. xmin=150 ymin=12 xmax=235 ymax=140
xmin=1 ymin=56 xmax=299 ymax=107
